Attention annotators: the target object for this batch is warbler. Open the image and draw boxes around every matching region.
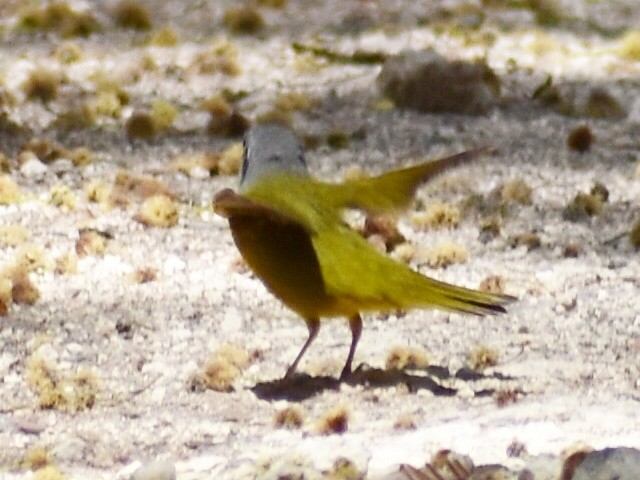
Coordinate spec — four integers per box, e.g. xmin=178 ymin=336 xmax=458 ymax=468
xmin=214 ymin=123 xmax=515 ymax=380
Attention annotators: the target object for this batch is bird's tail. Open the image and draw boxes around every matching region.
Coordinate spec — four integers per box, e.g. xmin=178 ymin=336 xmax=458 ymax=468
xmin=401 ymin=271 xmax=516 ymax=316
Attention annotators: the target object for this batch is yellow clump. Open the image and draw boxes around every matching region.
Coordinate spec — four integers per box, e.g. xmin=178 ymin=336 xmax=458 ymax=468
xmin=69 ymin=369 xmax=99 ymax=411
xmin=393 ymin=413 xmax=418 ymax=431
xmin=84 ymin=180 xmax=112 ymax=205
xmin=54 ymin=253 xmax=78 ymax=275
xmin=468 ymin=346 xmax=499 ymax=371
xmin=218 ymin=142 xmax=244 ymax=175
xmin=0 ymin=152 xmax=11 ymax=173
xmin=391 ymin=242 xmax=417 ymax=264
xmin=509 ymin=232 xmax=541 ymax=250
xmin=197 ymin=357 xmax=240 ymax=392
xmin=421 ymin=241 xmax=469 ymax=268
xmin=583 ymin=88 xmax=624 ymax=119
xmin=0 ymin=175 xmax=21 ymax=204
xmin=1 ymin=264 xmax=40 ymax=306
xmin=68 ymin=147 xmax=94 ymax=167
xmin=274 ymin=91 xmax=317 ymax=112
xmin=113 ymin=170 xmax=175 ymax=200
xmin=618 ymin=30 xmax=640 ymax=61
xmin=14 ymin=244 xmax=48 ymax=272
xmin=371 ymin=97 xmax=395 ymax=111
xmin=112 ymin=1 xmax=152 ymax=30
xmin=0 ymin=277 xmax=12 ymax=315
xmin=190 ymin=344 xmax=250 ymax=392
xmin=590 ymin=182 xmax=609 ymax=203
xmin=478 ymin=275 xmax=506 ymax=294
xmin=90 ymin=74 xmax=130 ymax=104
xmin=53 ymin=41 xmax=83 ymax=64
xmin=411 ymin=202 xmax=461 ymax=229
xmin=294 ymin=52 xmax=326 ymax=74
xmin=527 ymin=0 xmax=563 ymax=26
xmin=26 ymin=355 xmax=99 ymax=412
xmin=134 ymin=195 xmax=179 ymax=228
xmin=54 ymin=102 xmax=96 ymax=130
xmin=49 ymin=185 xmax=77 ymax=210
xmin=207 ymin=110 xmax=251 ymax=137
xmin=34 ymin=465 xmax=66 ymax=480
xmin=479 ymin=216 xmax=501 ymax=240
xmin=386 ymin=346 xmax=429 ymax=370
xmin=500 ymin=178 xmax=533 ymax=205
xmin=75 ymin=229 xmax=108 ymax=257
xmin=128 ymin=267 xmax=157 ymax=284
xmin=274 ymin=405 xmax=305 ymax=429
xmin=563 ymin=192 xmax=603 ymax=220
xmin=22 ymin=445 xmax=52 ymax=470
xmin=217 ymin=344 xmax=251 ymax=369
xmin=18 ymin=1 xmax=101 ymax=38
xmin=22 ymin=68 xmax=62 ymax=102
xmin=141 ymin=54 xmax=158 ymax=72
xmin=12 ymin=273 xmax=40 ymax=304
xmin=189 ymin=41 xmax=241 ymax=76
xmin=200 ymin=93 xmax=233 ymax=118
xmin=255 ymin=109 xmax=292 ymax=128
xmin=22 ymin=138 xmax=69 ymax=164
xmin=362 ymin=214 xmax=406 ymax=252
xmin=151 ymin=99 xmax=178 ymax=131
xmin=170 ymin=152 xmax=220 ymax=177
xmin=147 ymin=26 xmax=179 ymax=47
xmin=0 ymin=225 xmax=30 ymax=247
xmin=314 ymin=405 xmax=349 ymax=435
xmin=223 ymin=7 xmax=265 ymax=34
xmin=92 ymin=90 xmax=124 ymax=118
xmin=324 ymin=458 xmax=362 ymax=480
xmin=527 ymin=30 xmax=562 ymax=56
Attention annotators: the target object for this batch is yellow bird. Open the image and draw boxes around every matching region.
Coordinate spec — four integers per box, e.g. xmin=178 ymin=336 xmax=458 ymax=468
xmin=214 ymin=123 xmax=515 ymax=380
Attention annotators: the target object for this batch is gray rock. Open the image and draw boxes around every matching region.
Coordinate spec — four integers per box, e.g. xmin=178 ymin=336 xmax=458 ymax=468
xmin=377 ymin=50 xmax=500 ymax=115
xmin=519 ymin=453 xmax=562 ymax=480
xmin=132 ymin=459 xmax=176 ymax=480
xmin=255 ymin=455 xmax=323 ymax=480
xmin=570 ymin=447 xmax=640 ymax=480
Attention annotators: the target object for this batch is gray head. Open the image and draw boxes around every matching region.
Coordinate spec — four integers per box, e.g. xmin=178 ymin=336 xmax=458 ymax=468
xmin=240 ymin=123 xmax=308 ymax=191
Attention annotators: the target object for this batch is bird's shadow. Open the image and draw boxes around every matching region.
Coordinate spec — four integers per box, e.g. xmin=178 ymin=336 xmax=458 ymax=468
xmin=250 ymin=364 xmax=516 ymax=402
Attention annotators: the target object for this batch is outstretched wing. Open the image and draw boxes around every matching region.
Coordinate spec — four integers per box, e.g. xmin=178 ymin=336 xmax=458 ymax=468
xmin=325 ymin=147 xmax=489 ymax=214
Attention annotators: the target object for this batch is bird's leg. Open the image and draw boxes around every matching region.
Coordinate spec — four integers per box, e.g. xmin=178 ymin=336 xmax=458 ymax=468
xmin=340 ymin=314 xmax=363 ymax=381
xmin=284 ymin=318 xmax=320 ymax=379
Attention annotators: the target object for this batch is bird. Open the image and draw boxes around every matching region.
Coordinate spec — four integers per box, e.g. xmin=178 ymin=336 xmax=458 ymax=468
xmin=214 ymin=123 xmax=515 ymax=380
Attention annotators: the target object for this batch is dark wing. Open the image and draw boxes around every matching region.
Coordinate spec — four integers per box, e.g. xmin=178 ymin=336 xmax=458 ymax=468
xmin=213 ymin=188 xmax=306 ymax=228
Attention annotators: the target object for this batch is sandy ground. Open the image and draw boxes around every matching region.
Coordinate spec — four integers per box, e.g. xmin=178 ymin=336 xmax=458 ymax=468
xmin=1 ymin=1 xmax=639 ymax=478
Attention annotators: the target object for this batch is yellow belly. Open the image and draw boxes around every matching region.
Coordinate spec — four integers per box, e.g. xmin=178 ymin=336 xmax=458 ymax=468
xmin=229 ymin=216 xmax=354 ymax=319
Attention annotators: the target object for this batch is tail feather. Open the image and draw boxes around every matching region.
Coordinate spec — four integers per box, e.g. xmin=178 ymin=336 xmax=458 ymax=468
xmin=401 ymin=273 xmax=516 ymax=316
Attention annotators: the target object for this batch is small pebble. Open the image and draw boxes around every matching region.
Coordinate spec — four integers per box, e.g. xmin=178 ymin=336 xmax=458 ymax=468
xmin=132 ymin=459 xmax=176 ymax=480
